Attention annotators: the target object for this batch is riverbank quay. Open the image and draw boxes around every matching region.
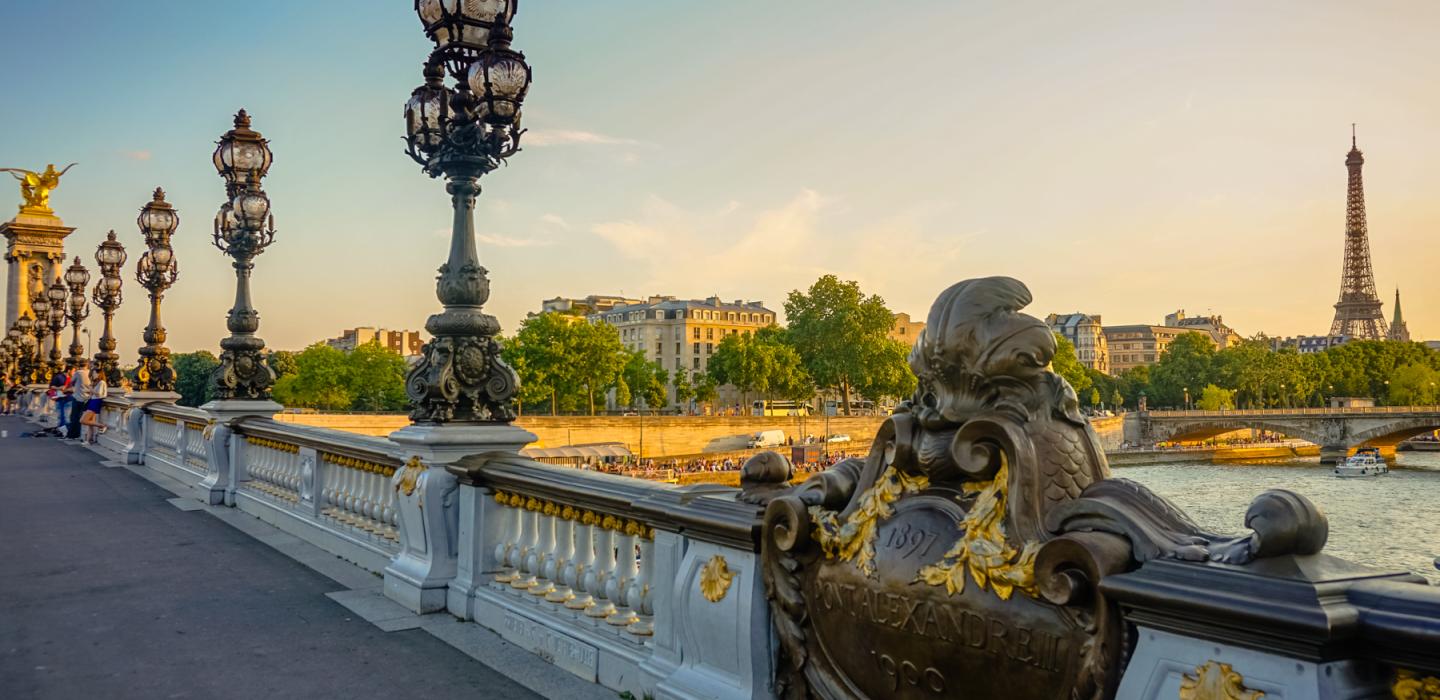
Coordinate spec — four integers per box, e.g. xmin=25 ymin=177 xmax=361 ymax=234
xmin=0 ymin=415 xmax=610 ymax=700
xmin=1108 ymin=443 xmax=1322 ymax=466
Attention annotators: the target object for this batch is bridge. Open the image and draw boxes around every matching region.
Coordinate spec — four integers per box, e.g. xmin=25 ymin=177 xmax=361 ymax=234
xmin=1137 ymin=406 xmax=1440 ymax=463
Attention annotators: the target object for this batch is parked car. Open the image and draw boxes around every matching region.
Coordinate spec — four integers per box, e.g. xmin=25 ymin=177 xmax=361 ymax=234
xmin=826 ymin=434 xmax=851 ymax=444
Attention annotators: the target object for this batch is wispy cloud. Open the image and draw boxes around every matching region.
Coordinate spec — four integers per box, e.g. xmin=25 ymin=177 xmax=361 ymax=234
xmin=119 ymin=150 xmax=152 ymax=161
xmin=539 ymin=213 xmax=571 ymax=230
xmin=478 ymin=233 xmax=554 ymax=248
xmin=526 ymin=129 xmax=638 ymax=147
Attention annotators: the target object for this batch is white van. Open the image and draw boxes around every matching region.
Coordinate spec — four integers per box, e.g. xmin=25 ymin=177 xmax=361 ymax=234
xmin=747 ymin=430 xmax=786 ymax=449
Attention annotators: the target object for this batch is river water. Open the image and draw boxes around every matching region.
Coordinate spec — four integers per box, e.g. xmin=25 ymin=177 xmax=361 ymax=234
xmin=1117 ymin=451 xmax=1440 ymax=584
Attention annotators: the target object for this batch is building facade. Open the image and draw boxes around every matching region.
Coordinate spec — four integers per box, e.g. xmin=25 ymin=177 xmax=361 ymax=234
xmin=1163 ymin=310 xmax=1243 ymax=348
xmin=593 ymin=296 xmax=777 ymax=409
xmin=326 ymin=327 xmax=424 ymax=357
xmin=1271 ymin=335 xmax=1350 ymax=354
xmin=1046 ymin=313 xmax=1109 ymax=374
xmin=1103 ymin=325 xmax=1214 ymax=374
xmin=889 ymin=312 xmax=926 ymax=348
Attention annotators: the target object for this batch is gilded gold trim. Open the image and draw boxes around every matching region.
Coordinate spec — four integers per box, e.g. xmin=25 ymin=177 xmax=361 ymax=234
xmin=244 ymin=436 xmax=300 ymax=453
xmin=1178 ymin=661 xmax=1264 ymax=700
xmin=810 ymin=466 xmax=930 ymax=577
xmin=1393 ymin=668 xmax=1440 ymax=700
xmin=917 ymin=460 xmax=1039 ymax=601
xmin=323 ymin=452 xmax=398 ymax=477
xmin=395 ymin=455 xmax=426 ymax=497
xmin=184 ymin=421 xmax=204 ymax=431
xmin=699 ymin=555 xmax=733 ymax=603
xmin=152 ymin=415 xmax=178 ymax=425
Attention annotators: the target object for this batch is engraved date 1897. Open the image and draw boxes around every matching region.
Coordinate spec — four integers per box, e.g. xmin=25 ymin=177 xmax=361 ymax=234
xmin=882 ymin=522 xmax=941 ymax=559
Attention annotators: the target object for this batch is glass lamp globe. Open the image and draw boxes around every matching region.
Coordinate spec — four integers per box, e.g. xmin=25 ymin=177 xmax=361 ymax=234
xmin=467 ymin=47 xmax=530 ymax=125
xmin=138 ymin=188 xmax=179 ymax=241
xmin=47 ymin=280 xmax=67 ymax=305
xmin=233 ymin=190 xmax=271 ymax=230
xmin=405 ymin=62 xmax=450 ymax=151
xmin=65 ymin=257 xmax=91 ymax=289
xmin=96 ymin=230 xmax=127 ymax=268
xmin=212 ymin=109 xmax=273 ymax=186
xmin=151 ymin=246 xmax=174 ymax=271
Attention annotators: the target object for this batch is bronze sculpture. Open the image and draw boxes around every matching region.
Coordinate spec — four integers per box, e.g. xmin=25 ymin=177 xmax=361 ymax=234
xmin=0 ymin=163 xmax=77 ymax=214
xmin=754 ymin=276 xmax=1327 ymax=699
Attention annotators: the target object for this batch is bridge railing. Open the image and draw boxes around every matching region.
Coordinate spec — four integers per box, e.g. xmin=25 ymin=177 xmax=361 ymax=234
xmin=447 ymin=453 xmax=772 ymax=697
xmin=141 ymin=403 xmax=213 ymax=486
xmin=1147 ymin=405 xmax=1440 ymax=418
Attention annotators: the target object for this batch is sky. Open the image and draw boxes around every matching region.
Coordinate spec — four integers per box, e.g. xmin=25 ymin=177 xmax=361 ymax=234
xmin=2 ymin=1 xmax=1439 ymax=357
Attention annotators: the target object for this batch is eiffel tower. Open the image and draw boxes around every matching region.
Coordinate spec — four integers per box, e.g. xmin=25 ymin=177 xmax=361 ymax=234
xmin=1328 ymin=126 xmax=1389 ymax=339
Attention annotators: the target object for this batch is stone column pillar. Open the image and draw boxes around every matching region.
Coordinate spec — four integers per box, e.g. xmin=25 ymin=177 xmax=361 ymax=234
xmin=199 ymin=399 xmax=282 ymax=506
xmin=124 ymin=390 xmax=182 ymax=464
xmin=383 ymin=422 xmax=536 ymax=614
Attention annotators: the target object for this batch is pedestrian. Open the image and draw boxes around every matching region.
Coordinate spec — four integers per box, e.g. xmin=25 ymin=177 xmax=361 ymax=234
xmin=66 ymin=360 xmax=91 ymax=441
xmin=80 ymin=368 xmax=108 ymax=444
xmin=48 ymin=367 xmax=71 ymax=433
xmin=0 ymin=372 xmax=10 ymax=415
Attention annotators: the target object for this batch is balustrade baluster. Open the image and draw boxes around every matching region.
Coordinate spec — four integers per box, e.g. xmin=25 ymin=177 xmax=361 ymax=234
xmin=510 ymin=498 xmax=542 ymax=589
xmin=584 ymin=516 xmax=620 ymax=619
xmin=528 ymin=503 xmax=559 ymax=597
xmin=625 ymin=529 xmax=655 ymax=636
xmin=492 ymin=494 xmax=520 ymax=583
xmin=606 ymin=523 xmax=642 ymax=627
xmin=564 ymin=513 xmax=597 ymax=611
xmin=545 ymin=506 xmax=578 ymax=604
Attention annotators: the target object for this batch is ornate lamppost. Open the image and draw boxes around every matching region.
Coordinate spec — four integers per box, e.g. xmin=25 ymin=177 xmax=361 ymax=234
xmin=401 ymin=0 xmax=529 ymax=423
xmin=13 ymin=316 xmax=37 ymax=384
xmin=92 ymin=230 xmax=127 ymax=385
xmin=63 ymin=256 xmax=91 ymax=369
xmin=209 ymin=110 xmax=278 ymax=401
xmin=1 ymin=334 xmax=14 ymax=379
xmin=27 ymin=267 xmax=51 ymax=379
xmin=134 ymin=188 xmax=179 ymax=392
xmin=44 ymin=275 xmax=67 ymax=377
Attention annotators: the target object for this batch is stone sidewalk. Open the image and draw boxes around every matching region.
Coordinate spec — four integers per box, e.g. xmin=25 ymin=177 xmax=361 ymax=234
xmin=0 ymin=415 xmax=611 ymax=700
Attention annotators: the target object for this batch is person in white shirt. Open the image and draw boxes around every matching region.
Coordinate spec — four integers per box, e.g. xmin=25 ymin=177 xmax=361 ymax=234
xmin=80 ymin=369 xmax=108 ymax=444
xmin=66 ymin=361 xmax=91 ymax=440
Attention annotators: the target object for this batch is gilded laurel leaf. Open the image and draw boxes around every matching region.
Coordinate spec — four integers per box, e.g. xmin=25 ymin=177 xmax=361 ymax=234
xmin=915 ymin=462 xmax=1040 ymax=601
xmin=809 ymin=467 xmax=929 ymax=577
xmin=1178 ymin=661 xmax=1264 ymax=700
xmin=395 ymin=455 xmax=426 ymax=497
xmin=1394 ymin=669 xmax=1440 ymax=700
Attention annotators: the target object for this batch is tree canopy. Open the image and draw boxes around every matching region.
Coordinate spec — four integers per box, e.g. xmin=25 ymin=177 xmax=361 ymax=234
xmin=173 ymin=351 xmax=219 ymax=408
xmin=272 ymin=341 xmax=408 ymax=412
xmin=784 ymin=275 xmax=908 ymax=414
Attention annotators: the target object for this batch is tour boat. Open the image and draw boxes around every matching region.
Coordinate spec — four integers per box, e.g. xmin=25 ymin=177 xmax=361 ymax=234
xmin=1334 ymin=447 xmax=1389 ymax=478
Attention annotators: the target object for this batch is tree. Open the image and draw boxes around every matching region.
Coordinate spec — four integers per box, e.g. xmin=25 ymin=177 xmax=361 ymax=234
xmin=347 ymin=342 xmax=407 ymax=412
xmin=508 ymin=312 xmax=583 ymax=415
xmin=1388 ymin=363 xmax=1440 ymax=405
xmin=273 ymin=343 xmax=352 ymax=411
xmin=267 ymin=350 xmax=299 ymax=381
xmin=1110 ymin=389 xmax=1123 ymax=409
xmin=620 ymin=349 xmax=669 ymax=410
xmin=852 ymin=338 xmax=916 ymax=405
xmin=1116 ymin=365 xmax=1150 ymax=408
xmin=571 ymin=321 xmax=628 ymax=415
xmin=1148 ymin=332 xmax=1216 ymax=408
xmin=672 ymin=369 xmax=696 ymax=413
xmin=1087 ymin=387 xmax=1101 ymax=407
xmin=173 ymin=351 xmax=219 ymax=408
xmin=785 ymin=275 xmax=900 ymax=415
xmin=708 ymin=326 xmax=815 ymax=408
xmin=693 ymin=371 xmax=718 ymax=406
xmin=1050 ymin=333 xmax=1092 ymax=396
xmin=1196 ymin=384 xmax=1235 ymax=411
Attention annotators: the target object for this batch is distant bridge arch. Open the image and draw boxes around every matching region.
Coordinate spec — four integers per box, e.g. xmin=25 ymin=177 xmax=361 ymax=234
xmin=1138 ymin=407 xmax=1440 ymax=464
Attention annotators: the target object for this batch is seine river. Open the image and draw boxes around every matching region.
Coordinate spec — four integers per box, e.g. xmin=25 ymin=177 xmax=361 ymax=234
xmin=1118 ymin=451 xmax=1440 ymax=584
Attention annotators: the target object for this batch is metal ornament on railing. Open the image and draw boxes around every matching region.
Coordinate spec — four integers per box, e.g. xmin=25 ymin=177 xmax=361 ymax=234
xmin=401 ymin=0 xmax=529 ymax=423
xmin=63 ymin=256 xmax=91 ymax=369
xmin=134 ymin=188 xmax=179 ymax=392
xmin=92 ymin=230 xmax=127 ymax=385
xmin=209 ymin=110 xmax=278 ymax=401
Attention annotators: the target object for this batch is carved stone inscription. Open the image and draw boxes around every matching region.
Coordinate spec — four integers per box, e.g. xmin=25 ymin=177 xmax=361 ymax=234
xmin=804 ymin=506 xmax=1082 ymax=699
xmin=502 ymin=611 xmax=599 ymax=680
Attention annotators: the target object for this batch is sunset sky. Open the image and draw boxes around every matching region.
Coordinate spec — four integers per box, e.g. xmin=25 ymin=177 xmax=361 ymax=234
xmin=2 ymin=1 xmax=1438 ymax=357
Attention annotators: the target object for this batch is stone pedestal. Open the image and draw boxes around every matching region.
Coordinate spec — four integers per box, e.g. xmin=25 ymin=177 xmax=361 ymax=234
xmin=2 ymin=211 xmax=73 ymax=331
xmin=125 ymin=391 xmax=181 ymax=464
xmin=200 ymin=399 xmax=282 ymax=506
xmin=383 ymin=422 xmax=536 ymax=614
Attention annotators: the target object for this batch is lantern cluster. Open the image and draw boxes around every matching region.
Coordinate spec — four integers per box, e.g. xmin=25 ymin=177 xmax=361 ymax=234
xmin=136 ymin=188 xmax=180 ymax=292
xmin=405 ymin=0 xmax=531 ymax=174
xmin=212 ymin=110 xmax=276 ymax=257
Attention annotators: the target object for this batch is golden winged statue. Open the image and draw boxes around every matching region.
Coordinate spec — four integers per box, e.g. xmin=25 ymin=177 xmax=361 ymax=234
xmin=0 ymin=163 xmax=77 ymax=214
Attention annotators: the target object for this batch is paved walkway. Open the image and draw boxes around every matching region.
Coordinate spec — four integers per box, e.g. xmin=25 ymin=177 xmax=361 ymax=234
xmin=0 ymin=415 xmax=600 ymax=700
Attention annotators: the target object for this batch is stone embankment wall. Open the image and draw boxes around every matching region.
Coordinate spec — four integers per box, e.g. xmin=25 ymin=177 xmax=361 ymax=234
xmin=276 ymin=412 xmax=887 ymax=458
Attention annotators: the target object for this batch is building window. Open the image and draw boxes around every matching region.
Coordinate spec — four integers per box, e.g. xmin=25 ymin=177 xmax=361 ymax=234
xmin=693 ymin=327 xmax=700 ymax=339
xmin=706 ymin=328 xmax=713 ymax=340
xmin=693 ymin=357 xmax=700 ymax=369
xmin=656 ymin=341 xmax=663 ymax=354
xmin=706 ymin=342 xmax=713 ymax=354
xmin=675 ymin=342 xmax=681 ymax=355
xmin=675 ymin=358 xmax=682 ymax=369
xmin=693 ymin=342 xmax=700 ymax=355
